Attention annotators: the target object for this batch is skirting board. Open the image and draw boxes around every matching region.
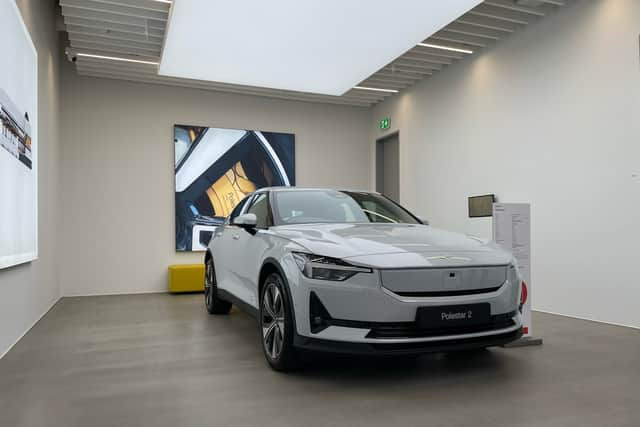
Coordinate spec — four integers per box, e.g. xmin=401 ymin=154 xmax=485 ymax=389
xmin=62 ymin=289 xmax=167 ymax=297
xmin=502 ymin=308 xmax=640 ymax=348
xmin=0 ymin=296 xmax=60 ymax=360
xmin=533 ymin=309 xmax=639 ymax=330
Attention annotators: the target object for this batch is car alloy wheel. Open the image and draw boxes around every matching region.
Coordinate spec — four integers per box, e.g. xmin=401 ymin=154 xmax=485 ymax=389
xmin=205 ymin=259 xmax=214 ymax=309
xmin=204 ymin=257 xmax=232 ymax=315
xmin=261 ymin=282 xmax=285 ymax=360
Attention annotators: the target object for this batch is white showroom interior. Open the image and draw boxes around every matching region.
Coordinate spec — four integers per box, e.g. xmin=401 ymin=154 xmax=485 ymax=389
xmin=1 ymin=1 xmax=639 ymax=426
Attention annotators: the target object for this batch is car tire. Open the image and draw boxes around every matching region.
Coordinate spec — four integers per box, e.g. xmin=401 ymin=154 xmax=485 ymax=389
xmin=259 ymin=272 xmax=299 ymax=372
xmin=205 ymin=257 xmax=232 ymax=315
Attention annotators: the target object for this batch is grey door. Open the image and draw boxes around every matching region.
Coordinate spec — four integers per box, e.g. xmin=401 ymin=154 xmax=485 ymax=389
xmin=376 ymin=133 xmax=399 ymax=202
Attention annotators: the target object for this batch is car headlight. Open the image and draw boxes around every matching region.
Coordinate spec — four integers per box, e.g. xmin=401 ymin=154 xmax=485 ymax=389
xmin=291 ymin=252 xmax=372 ymax=281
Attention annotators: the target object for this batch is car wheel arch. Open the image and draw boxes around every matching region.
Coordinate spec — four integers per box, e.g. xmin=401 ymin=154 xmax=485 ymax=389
xmin=259 ymin=258 xmax=298 ymax=333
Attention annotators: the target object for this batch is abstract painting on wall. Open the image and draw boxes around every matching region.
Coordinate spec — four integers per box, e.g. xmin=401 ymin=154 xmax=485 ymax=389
xmin=174 ymin=125 xmax=295 ymax=251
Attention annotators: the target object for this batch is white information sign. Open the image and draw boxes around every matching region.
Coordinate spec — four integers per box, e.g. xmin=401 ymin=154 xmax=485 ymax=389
xmin=492 ymin=203 xmax=532 ymax=336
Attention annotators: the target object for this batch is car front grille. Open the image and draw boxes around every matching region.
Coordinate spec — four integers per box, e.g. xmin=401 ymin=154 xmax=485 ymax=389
xmin=380 ymin=265 xmax=508 ymax=295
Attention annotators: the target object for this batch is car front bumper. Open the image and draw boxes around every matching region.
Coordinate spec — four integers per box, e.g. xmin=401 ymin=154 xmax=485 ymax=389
xmin=282 ymin=258 xmax=523 ymax=353
xmin=293 ymin=327 xmax=523 ymax=355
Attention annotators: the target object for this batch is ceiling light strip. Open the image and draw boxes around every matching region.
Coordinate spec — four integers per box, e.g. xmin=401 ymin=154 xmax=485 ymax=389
xmin=76 ymin=53 xmax=159 ymax=65
xmin=417 ymin=42 xmax=473 ymax=54
xmin=353 ymin=86 xmax=398 ymax=93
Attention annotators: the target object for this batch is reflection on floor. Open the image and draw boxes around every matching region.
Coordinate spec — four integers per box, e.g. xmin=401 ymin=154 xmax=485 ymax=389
xmin=1 ymin=293 xmax=638 ymax=427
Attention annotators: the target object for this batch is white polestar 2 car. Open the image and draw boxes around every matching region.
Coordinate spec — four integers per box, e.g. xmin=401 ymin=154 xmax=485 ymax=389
xmin=204 ymin=187 xmax=524 ymax=371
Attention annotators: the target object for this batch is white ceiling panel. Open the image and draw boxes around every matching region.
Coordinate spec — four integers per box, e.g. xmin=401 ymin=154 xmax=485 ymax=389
xmin=159 ymin=0 xmax=483 ymax=96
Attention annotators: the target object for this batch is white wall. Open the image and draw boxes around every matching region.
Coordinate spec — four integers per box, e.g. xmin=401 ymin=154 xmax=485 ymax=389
xmin=59 ymin=68 xmax=371 ymax=296
xmin=370 ymin=0 xmax=640 ymax=328
xmin=0 ymin=0 xmax=62 ymax=357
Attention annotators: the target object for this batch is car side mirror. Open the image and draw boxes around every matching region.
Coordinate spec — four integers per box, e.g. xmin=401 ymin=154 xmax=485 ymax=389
xmin=232 ymin=213 xmax=257 ymax=229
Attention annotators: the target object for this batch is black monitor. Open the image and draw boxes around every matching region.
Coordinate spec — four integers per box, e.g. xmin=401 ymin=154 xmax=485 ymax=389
xmin=468 ymin=194 xmax=496 ymax=218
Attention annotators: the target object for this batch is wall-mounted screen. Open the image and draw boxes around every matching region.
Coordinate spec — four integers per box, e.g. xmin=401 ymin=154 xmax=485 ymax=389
xmin=468 ymin=194 xmax=495 ymax=218
xmin=0 ymin=1 xmax=38 ymax=269
xmin=174 ymin=125 xmax=295 ymax=251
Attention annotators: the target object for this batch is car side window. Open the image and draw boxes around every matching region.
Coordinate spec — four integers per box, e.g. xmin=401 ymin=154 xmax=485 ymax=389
xmin=228 ymin=196 xmax=250 ymax=223
xmin=246 ymin=192 xmax=270 ymax=229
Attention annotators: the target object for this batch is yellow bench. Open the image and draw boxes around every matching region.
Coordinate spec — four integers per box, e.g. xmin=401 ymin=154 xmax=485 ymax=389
xmin=168 ymin=264 xmax=205 ymax=293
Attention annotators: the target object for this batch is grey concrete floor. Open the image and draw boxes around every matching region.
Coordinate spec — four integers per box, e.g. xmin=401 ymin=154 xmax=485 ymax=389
xmin=1 ymin=294 xmax=638 ymax=427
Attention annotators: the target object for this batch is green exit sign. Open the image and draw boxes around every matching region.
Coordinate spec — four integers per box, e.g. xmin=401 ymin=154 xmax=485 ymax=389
xmin=379 ymin=117 xmax=390 ymax=130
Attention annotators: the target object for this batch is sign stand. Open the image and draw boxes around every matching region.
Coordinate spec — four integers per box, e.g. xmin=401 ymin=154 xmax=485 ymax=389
xmin=492 ymin=203 xmax=543 ymax=347
xmin=503 ymin=335 xmax=543 ymax=347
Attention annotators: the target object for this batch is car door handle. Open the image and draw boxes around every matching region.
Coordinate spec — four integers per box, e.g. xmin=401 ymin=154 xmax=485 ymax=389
xmin=232 ymin=234 xmax=240 ymax=240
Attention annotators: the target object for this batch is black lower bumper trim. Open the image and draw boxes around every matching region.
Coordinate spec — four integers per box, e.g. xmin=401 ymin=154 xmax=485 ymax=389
xmin=293 ymin=328 xmax=523 ymax=356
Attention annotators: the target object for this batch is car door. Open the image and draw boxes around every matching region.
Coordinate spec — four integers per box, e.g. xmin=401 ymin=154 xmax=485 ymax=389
xmin=212 ymin=195 xmax=251 ymax=299
xmin=230 ymin=191 xmax=273 ymax=308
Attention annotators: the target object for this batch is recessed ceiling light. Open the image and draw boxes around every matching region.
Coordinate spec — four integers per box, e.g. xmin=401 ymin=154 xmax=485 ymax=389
xmin=353 ymin=86 xmax=399 ymax=93
xmin=76 ymin=53 xmax=159 ymax=65
xmin=417 ymin=42 xmax=473 ymax=54
xmin=153 ymin=0 xmax=172 ymax=3
xmin=159 ymin=0 xmax=482 ymax=95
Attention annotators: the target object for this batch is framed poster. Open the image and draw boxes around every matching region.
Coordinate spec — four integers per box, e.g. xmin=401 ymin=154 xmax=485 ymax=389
xmin=174 ymin=125 xmax=295 ymax=251
xmin=0 ymin=0 xmax=38 ymax=269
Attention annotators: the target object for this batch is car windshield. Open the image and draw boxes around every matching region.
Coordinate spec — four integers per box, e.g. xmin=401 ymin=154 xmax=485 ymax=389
xmin=273 ymin=190 xmax=420 ymax=225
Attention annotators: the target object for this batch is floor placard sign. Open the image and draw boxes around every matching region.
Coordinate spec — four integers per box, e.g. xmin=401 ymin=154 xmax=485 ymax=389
xmin=492 ymin=203 xmax=542 ymax=347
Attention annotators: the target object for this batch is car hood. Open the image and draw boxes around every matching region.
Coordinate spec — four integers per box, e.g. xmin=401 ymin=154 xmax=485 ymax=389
xmin=272 ymin=223 xmax=512 ymax=269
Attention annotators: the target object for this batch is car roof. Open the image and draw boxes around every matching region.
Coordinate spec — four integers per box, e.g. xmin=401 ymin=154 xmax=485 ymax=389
xmin=258 ymin=186 xmax=379 ymax=194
